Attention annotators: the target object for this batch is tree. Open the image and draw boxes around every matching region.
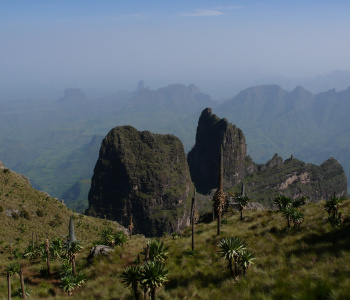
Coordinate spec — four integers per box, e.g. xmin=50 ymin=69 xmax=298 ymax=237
xmin=141 ymin=261 xmax=169 ymax=300
xmin=291 ymin=210 xmax=304 ymax=229
xmin=142 ymin=240 xmax=169 ymax=263
xmin=63 ymin=216 xmax=82 ymax=276
xmin=50 ymin=237 xmax=64 ymax=260
xmin=128 ymin=215 xmax=134 ymax=240
xmin=218 ymin=237 xmax=246 ymax=279
xmin=238 ymin=249 xmax=255 ymax=275
xmin=292 ymin=195 xmax=309 ymax=207
xmin=325 ymin=195 xmax=345 ymax=228
xmin=234 ymin=195 xmax=250 ymax=220
xmin=121 ymin=265 xmax=142 ymax=299
xmin=19 ymin=268 xmax=26 ymax=299
xmin=282 ymin=207 xmax=295 ymax=229
xmin=60 ymin=275 xmax=76 ymax=296
xmin=5 ymin=262 xmax=21 ymax=300
xmin=325 ymin=195 xmax=341 ymax=218
xmin=63 ymin=241 xmax=82 ymax=277
xmin=274 ymin=195 xmax=292 ymax=211
xmin=45 ymin=238 xmax=51 ymax=276
xmin=114 ymin=231 xmax=128 ymax=246
xmin=101 ymin=227 xmax=115 ymax=247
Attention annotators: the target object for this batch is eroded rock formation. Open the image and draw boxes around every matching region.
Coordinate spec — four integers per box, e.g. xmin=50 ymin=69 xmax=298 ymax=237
xmin=87 ymin=125 xmax=193 ymax=236
xmin=187 ymin=108 xmax=255 ymax=194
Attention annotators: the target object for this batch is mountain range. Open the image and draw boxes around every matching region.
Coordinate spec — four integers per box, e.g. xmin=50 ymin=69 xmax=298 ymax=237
xmin=0 ymin=82 xmax=349 ymax=211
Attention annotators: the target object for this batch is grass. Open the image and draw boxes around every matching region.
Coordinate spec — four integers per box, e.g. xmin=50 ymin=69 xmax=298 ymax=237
xmin=1 ymin=166 xmax=350 ymax=299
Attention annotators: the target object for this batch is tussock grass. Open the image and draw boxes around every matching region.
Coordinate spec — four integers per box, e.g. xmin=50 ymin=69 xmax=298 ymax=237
xmin=1 ymin=167 xmax=350 ymax=298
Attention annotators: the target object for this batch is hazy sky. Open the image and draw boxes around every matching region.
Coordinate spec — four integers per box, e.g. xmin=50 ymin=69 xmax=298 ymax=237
xmin=1 ymin=1 xmax=350 ymax=99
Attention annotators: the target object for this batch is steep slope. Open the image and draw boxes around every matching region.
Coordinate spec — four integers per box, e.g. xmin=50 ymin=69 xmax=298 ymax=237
xmin=217 ymin=84 xmax=316 ymax=162
xmin=188 ymin=108 xmax=347 ymax=206
xmin=0 ymin=161 xmax=125 ymax=249
xmin=230 ymin=155 xmax=348 ymax=207
xmin=87 ymin=126 xmax=193 ymax=236
xmin=217 ymin=84 xmax=350 ymax=191
xmin=187 ymin=108 xmax=255 ymax=194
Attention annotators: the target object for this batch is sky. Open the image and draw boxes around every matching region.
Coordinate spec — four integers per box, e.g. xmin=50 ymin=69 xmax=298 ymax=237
xmin=1 ymin=0 xmax=350 ymax=99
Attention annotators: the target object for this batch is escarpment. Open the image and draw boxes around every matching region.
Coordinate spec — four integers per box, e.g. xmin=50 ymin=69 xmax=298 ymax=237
xmin=230 ymin=155 xmax=348 ymax=208
xmin=188 ymin=108 xmax=347 ymax=206
xmin=88 ymin=109 xmax=348 ymax=234
xmin=187 ymin=108 xmax=255 ymax=194
xmin=87 ymin=125 xmax=193 ymax=236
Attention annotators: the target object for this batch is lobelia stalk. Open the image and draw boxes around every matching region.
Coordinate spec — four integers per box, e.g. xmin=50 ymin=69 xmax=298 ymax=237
xmin=213 ymin=145 xmax=225 ymax=236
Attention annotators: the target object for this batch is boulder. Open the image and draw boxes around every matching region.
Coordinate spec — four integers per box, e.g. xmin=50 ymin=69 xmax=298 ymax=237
xmin=87 ymin=245 xmax=114 ymax=261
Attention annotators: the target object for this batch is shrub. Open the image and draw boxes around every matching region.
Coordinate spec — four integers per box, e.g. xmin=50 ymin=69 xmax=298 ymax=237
xmin=20 ymin=209 xmax=31 ymax=220
xmin=36 ymin=209 xmax=44 ymax=217
xmin=115 ymin=231 xmax=127 ymax=246
xmin=12 ymin=212 xmax=19 ymax=220
xmin=40 ymin=266 xmax=50 ymax=277
xmin=12 ymin=248 xmax=22 ymax=259
xmin=100 ymin=227 xmax=115 ymax=246
xmin=0 ymin=205 xmax=4 ymax=212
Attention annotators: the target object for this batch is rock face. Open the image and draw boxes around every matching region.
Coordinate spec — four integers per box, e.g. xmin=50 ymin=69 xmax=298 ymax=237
xmin=187 ymin=108 xmax=348 ymax=207
xmin=87 ymin=125 xmax=193 ymax=236
xmin=187 ymin=108 xmax=255 ymax=194
xmin=233 ymin=155 xmax=348 ymax=208
xmin=87 ymin=245 xmax=114 ymax=262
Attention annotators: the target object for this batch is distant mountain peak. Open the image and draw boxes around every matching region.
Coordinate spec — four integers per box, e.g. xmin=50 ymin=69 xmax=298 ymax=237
xmin=188 ymin=84 xmax=199 ymax=94
xmin=57 ymin=88 xmax=87 ymax=103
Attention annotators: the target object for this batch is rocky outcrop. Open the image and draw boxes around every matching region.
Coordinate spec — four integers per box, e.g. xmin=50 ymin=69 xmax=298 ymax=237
xmin=232 ymin=156 xmax=348 ymax=208
xmin=187 ymin=108 xmax=347 ymax=207
xmin=87 ymin=125 xmax=193 ymax=236
xmin=187 ymin=108 xmax=255 ymax=194
xmin=87 ymin=245 xmax=114 ymax=262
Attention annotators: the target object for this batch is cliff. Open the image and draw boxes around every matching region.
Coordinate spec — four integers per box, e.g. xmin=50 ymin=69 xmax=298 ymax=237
xmin=87 ymin=125 xmax=193 ymax=236
xmin=187 ymin=108 xmax=255 ymax=194
xmin=230 ymin=155 xmax=348 ymax=208
xmin=187 ymin=108 xmax=347 ymax=207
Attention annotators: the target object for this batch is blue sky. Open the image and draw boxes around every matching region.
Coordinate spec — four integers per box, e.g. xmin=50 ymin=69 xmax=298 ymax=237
xmin=1 ymin=1 xmax=350 ymax=98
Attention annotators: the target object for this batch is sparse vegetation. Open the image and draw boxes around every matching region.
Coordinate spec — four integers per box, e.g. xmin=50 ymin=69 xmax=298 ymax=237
xmin=1 ymin=162 xmax=350 ymax=298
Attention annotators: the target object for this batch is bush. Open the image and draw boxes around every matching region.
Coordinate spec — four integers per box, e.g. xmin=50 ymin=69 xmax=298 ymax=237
xmin=36 ymin=209 xmax=44 ymax=217
xmin=40 ymin=266 xmax=50 ymax=277
xmin=0 ymin=205 xmax=3 ymax=212
xmin=20 ymin=209 xmax=31 ymax=220
xmin=12 ymin=212 xmax=19 ymax=220
xmin=115 ymin=231 xmax=127 ymax=246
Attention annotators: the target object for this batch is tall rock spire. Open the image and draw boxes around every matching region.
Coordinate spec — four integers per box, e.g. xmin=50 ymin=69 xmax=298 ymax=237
xmin=187 ymin=108 xmax=255 ymax=194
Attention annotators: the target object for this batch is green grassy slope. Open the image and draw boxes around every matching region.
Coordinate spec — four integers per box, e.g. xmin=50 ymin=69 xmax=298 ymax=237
xmin=1 ymin=164 xmax=349 ymax=299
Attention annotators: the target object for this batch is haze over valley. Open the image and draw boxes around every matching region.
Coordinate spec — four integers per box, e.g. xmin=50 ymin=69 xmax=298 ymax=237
xmin=2 ymin=2 xmax=350 ymax=298
xmin=1 ymin=80 xmax=349 ymax=211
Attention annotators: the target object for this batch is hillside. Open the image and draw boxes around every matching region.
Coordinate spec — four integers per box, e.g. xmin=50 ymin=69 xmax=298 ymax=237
xmin=0 ymin=162 xmax=125 ymax=251
xmin=1 ymin=163 xmax=349 ymax=298
xmin=229 ymin=155 xmax=347 ymax=208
